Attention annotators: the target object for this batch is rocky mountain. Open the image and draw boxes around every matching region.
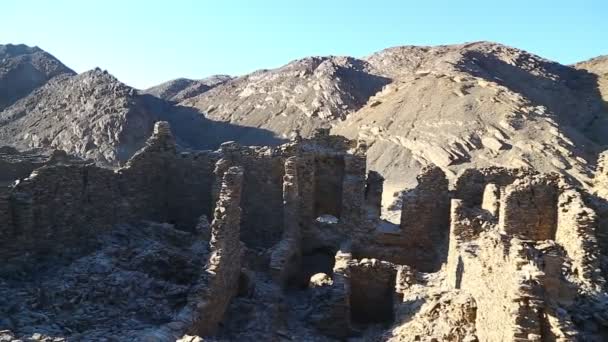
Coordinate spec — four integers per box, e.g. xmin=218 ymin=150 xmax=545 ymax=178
xmin=0 ymin=67 xmax=280 ymax=165
xmin=1 ymin=42 xmax=607 ymax=199
xmin=0 ymin=44 xmax=75 ymax=111
xmin=0 ymin=42 xmax=607 ymax=341
xmin=0 ymin=69 xmax=163 ymax=164
xmin=179 ymin=42 xmax=608 ymax=200
xmin=143 ymin=75 xmax=232 ymax=102
xmin=335 ymin=42 xmax=608 ymax=195
xmin=180 ymin=56 xmax=391 ymax=138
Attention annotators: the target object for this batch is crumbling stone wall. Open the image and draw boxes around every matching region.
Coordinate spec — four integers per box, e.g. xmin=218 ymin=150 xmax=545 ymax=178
xmin=499 ymin=174 xmax=559 ymax=240
xmin=454 ymin=167 xmax=537 ymax=208
xmin=556 ymin=187 xmax=605 ymax=289
xmin=168 ymin=151 xmax=218 ymax=228
xmin=239 ymin=148 xmax=286 ymax=248
xmin=448 ymin=171 xmax=607 ymax=341
xmin=365 ymin=165 xmax=449 ymax=271
xmin=341 ymin=141 xmax=368 ymax=235
xmin=447 ymin=228 xmax=542 ymax=341
xmin=365 ymin=170 xmax=384 ymax=219
xmin=308 ymin=241 xmax=402 ymax=338
xmin=270 ymin=156 xmax=301 ymax=287
xmin=188 ymin=166 xmax=244 ymax=336
xmin=1 ymin=164 xmax=120 ymax=260
xmin=308 ymin=242 xmax=353 ymax=338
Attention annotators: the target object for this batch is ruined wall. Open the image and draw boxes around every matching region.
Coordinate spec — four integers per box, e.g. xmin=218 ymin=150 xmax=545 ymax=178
xmin=340 ymin=141 xmax=368 ymax=235
xmin=270 ymin=156 xmax=301 ymax=287
xmin=454 ymin=167 xmax=537 ymax=207
xmin=499 ymin=175 xmax=559 ymax=240
xmin=296 ymin=152 xmax=315 ymax=233
xmin=399 ymin=165 xmax=450 ymax=262
xmin=348 ymin=258 xmax=397 ymax=324
xmin=365 ymin=170 xmax=384 ymax=219
xmin=447 ymin=228 xmax=544 ymax=341
xmin=363 ymin=165 xmax=450 ymax=271
xmin=0 ymin=122 xmax=362 ymax=263
xmin=188 ymin=166 xmax=244 ymax=336
xmin=308 ymin=242 xmax=353 ymax=338
xmin=447 ymin=172 xmax=601 ymax=341
xmin=1 ymin=163 xmax=120 ymax=260
xmin=556 ymin=187 xmax=605 ymax=289
xmin=239 ymin=148 xmax=286 ymax=248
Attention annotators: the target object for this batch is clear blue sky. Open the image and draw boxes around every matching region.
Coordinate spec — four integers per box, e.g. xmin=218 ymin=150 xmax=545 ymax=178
xmin=2 ymin=0 xmax=607 ymax=89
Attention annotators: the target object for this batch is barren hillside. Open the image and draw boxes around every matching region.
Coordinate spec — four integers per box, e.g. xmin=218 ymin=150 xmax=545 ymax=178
xmin=143 ymin=75 xmax=233 ymax=102
xmin=0 ymin=44 xmax=75 ymax=111
xmin=177 ymin=42 xmax=608 ymax=199
xmin=180 ymin=56 xmax=391 ymax=138
xmin=336 ymin=42 xmax=608 ymax=194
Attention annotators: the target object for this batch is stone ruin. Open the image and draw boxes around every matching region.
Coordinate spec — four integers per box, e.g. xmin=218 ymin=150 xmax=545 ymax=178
xmin=0 ymin=122 xmax=606 ymax=341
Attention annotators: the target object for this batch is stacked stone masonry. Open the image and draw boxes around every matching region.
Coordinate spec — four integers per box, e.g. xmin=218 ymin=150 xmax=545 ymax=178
xmin=0 ymin=123 xmax=607 ymax=341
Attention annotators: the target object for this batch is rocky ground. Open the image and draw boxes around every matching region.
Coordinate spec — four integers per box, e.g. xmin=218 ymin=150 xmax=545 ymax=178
xmin=0 ymin=222 xmax=208 ymax=341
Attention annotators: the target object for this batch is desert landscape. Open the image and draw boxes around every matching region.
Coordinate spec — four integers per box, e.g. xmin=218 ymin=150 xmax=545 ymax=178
xmin=0 ymin=26 xmax=607 ymax=342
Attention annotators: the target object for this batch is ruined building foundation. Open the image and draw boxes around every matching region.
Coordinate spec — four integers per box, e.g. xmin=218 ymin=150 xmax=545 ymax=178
xmin=0 ymin=122 xmax=606 ymax=341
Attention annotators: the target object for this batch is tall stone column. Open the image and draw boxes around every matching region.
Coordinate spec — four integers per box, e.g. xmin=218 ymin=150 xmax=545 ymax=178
xmin=340 ymin=141 xmax=367 ymax=234
xmin=212 ymin=141 xmax=242 ymax=205
xmin=399 ymin=165 xmax=450 ymax=271
xmin=189 ymin=166 xmax=244 ymax=336
xmin=270 ymin=156 xmax=302 ymax=287
xmin=297 ymin=152 xmax=315 ymax=229
xmin=365 ymin=170 xmax=384 ymax=219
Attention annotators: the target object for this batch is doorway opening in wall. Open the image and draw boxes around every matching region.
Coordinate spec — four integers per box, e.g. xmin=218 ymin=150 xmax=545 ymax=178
xmin=289 ymin=247 xmax=336 ymax=289
xmin=349 ymin=271 xmax=395 ymax=326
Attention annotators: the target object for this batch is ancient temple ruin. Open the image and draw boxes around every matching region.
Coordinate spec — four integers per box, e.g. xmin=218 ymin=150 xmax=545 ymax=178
xmin=0 ymin=122 xmax=607 ymax=341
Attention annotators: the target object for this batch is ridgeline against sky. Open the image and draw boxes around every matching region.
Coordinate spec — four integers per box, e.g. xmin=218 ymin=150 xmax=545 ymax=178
xmin=2 ymin=0 xmax=607 ymax=88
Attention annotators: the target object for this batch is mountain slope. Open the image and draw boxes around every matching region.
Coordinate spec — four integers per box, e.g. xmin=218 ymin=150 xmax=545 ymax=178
xmin=334 ymin=42 xmax=608 ymax=192
xmin=180 ymin=56 xmax=391 ymax=138
xmin=0 ymin=66 xmax=281 ymax=165
xmin=0 ymin=68 xmax=159 ymax=163
xmin=176 ymin=42 xmax=607 ymax=195
xmin=1 ymin=42 xmax=606 ymax=198
xmin=575 ymin=55 xmax=608 ymax=103
xmin=143 ymin=75 xmax=232 ymax=102
xmin=0 ymin=44 xmax=75 ymax=111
